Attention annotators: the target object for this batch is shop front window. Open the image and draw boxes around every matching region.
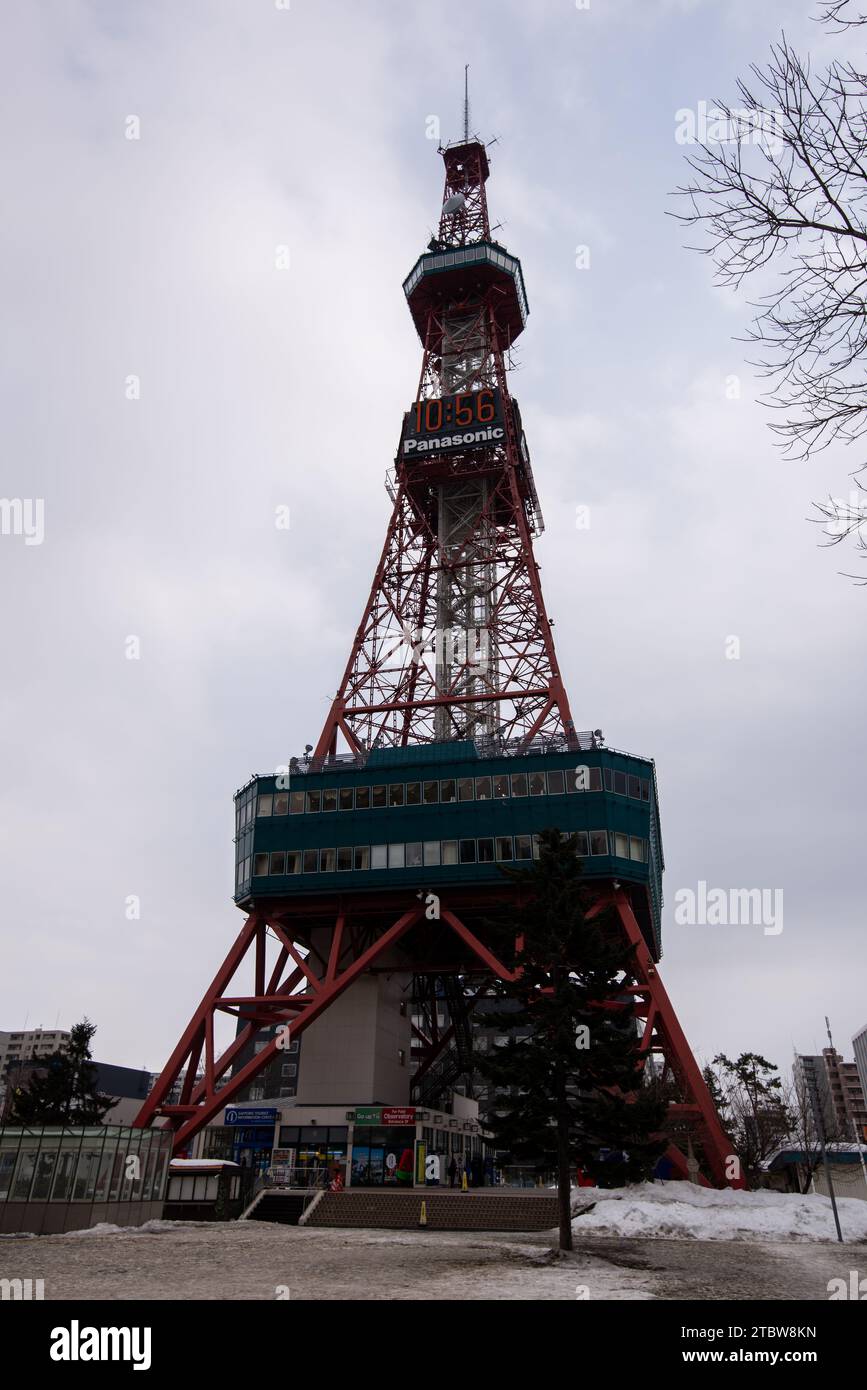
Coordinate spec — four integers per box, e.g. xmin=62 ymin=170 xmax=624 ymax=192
xmin=350 ymin=1128 xmax=415 ymax=1187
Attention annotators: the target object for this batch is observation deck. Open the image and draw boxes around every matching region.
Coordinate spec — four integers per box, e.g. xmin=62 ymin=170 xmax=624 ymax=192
xmin=233 ymin=737 xmax=664 ymax=960
xmin=402 ymin=241 xmax=529 ymax=349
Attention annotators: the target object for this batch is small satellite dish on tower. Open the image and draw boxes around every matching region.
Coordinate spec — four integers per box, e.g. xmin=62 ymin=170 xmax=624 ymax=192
xmin=443 ymin=192 xmax=466 ymax=214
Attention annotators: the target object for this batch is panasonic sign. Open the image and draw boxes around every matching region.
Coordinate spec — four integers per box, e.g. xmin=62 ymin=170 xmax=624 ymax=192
xmin=403 ymin=426 xmax=504 ymax=455
xmin=398 ymin=387 xmax=508 ymax=460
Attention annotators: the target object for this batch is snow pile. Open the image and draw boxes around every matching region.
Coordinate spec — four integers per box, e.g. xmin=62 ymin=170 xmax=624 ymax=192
xmin=64 ymin=1219 xmax=206 ymax=1238
xmin=572 ymin=1180 xmax=867 ymax=1243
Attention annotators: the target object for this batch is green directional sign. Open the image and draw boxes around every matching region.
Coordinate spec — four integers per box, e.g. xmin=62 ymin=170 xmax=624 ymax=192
xmin=354 ymin=1107 xmax=382 ymax=1125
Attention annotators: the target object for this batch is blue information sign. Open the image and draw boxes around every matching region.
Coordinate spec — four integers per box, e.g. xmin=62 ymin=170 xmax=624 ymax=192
xmin=223 ymin=1107 xmax=278 ymax=1127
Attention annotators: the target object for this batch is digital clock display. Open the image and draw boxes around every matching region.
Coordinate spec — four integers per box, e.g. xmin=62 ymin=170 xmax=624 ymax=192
xmin=399 ymin=388 xmax=506 ymax=459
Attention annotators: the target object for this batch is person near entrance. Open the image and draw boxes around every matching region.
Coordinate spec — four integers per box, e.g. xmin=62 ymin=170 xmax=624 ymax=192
xmin=447 ymin=1155 xmax=458 ymax=1188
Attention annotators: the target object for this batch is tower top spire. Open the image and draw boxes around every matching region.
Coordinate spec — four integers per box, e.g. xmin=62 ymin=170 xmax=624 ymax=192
xmin=463 ymin=64 xmax=470 ymax=144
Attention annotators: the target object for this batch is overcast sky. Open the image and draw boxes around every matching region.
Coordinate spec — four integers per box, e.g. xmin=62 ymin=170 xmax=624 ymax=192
xmin=1 ymin=0 xmax=865 ymax=1086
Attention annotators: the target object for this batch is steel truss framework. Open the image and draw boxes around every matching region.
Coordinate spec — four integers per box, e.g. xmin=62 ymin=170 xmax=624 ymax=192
xmin=316 ymin=145 xmax=573 ymax=759
xmin=134 ymin=884 xmax=740 ymax=1186
xmin=138 ymin=140 xmax=742 ymax=1189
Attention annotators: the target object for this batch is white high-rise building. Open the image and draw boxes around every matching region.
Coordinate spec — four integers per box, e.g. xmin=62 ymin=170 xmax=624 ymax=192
xmin=853 ymin=1025 xmax=867 ymax=1113
xmin=0 ymin=1027 xmax=70 ymax=1069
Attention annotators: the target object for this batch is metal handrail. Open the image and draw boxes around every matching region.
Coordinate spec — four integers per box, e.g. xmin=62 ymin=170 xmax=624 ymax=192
xmin=239 ymin=731 xmax=657 ymax=784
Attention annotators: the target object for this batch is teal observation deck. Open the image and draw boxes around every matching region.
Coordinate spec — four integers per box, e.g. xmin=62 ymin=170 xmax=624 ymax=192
xmin=402 ymin=240 xmax=529 ymax=348
xmin=233 ymin=736 xmax=665 ymax=959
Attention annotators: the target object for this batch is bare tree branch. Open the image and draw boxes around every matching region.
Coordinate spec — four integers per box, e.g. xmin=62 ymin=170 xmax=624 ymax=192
xmin=672 ymin=34 xmax=867 ymax=577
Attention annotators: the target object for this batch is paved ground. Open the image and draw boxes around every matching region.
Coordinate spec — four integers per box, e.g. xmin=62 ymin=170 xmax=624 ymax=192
xmin=2 ymin=1220 xmax=865 ymax=1300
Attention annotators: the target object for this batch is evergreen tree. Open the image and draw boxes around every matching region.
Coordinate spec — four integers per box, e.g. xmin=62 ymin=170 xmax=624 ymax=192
xmin=10 ymin=1018 xmax=117 ymax=1126
xmin=478 ymin=828 xmax=667 ymax=1250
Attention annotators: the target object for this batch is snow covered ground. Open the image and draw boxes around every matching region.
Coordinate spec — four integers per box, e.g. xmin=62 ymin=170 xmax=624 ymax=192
xmin=3 ymin=1191 xmax=867 ymax=1299
xmin=573 ymin=1180 xmax=867 ymax=1243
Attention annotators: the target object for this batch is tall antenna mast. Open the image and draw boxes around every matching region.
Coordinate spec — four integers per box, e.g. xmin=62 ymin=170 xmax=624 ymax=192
xmin=463 ymin=63 xmax=470 ymax=143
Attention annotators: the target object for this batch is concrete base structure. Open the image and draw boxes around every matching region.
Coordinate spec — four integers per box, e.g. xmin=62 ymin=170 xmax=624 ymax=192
xmin=293 ymin=972 xmax=412 ymax=1107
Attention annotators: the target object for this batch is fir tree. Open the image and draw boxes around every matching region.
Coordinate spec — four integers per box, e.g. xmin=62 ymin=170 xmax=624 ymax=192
xmin=9 ymin=1018 xmax=117 ymax=1126
xmin=477 ymin=828 xmax=667 ymax=1250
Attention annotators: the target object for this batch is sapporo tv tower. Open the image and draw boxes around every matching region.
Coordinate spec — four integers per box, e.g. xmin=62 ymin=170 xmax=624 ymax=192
xmin=136 ymin=98 xmax=739 ymax=1187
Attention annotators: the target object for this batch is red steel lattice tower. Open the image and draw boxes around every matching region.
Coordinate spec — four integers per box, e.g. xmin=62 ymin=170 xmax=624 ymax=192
xmin=316 ymin=135 xmax=575 ymax=758
xmin=136 ymin=130 xmax=742 ymax=1190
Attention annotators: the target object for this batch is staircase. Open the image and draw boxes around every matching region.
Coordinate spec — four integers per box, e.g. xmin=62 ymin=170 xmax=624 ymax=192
xmin=305 ymin=1190 xmax=558 ymax=1232
xmin=246 ymin=1191 xmax=309 ymax=1225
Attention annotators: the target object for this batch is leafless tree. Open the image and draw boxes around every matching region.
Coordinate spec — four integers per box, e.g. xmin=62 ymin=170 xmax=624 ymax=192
xmin=704 ymin=1053 xmax=791 ymax=1185
xmin=780 ymin=1069 xmax=842 ymax=1193
xmin=816 ymin=1 xmax=867 ymax=31
xmin=673 ymin=30 xmax=867 ymax=577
